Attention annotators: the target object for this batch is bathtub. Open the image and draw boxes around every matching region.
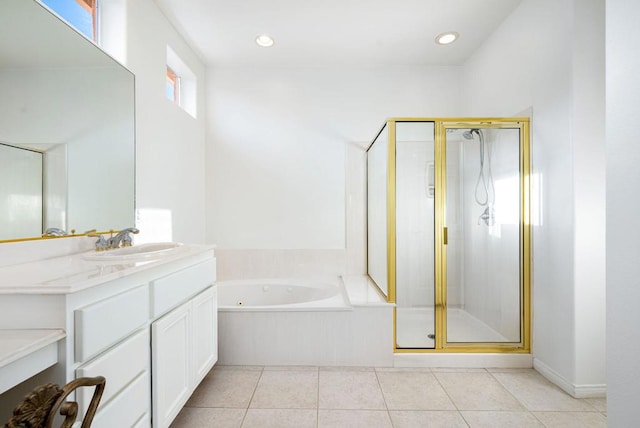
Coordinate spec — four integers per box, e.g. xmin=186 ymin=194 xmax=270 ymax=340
xmin=217 ymin=277 xmax=350 ymax=310
xmin=216 ymin=277 xmax=393 ymax=366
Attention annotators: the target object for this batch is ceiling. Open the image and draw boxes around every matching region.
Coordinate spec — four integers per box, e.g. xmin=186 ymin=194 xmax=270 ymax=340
xmin=154 ymin=0 xmax=523 ymax=67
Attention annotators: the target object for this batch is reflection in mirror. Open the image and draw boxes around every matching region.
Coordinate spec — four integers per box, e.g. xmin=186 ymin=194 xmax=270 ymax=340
xmin=0 ymin=144 xmax=43 ymax=240
xmin=0 ymin=0 xmax=135 ymax=242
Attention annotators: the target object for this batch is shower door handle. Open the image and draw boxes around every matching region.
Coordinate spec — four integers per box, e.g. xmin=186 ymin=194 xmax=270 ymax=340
xmin=443 ymin=227 xmax=448 ymax=245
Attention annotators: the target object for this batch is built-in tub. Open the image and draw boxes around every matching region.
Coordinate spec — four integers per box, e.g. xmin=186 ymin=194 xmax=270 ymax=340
xmin=217 ymin=277 xmax=350 ymax=310
xmin=216 ymin=276 xmax=532 ymax=369
xmin=216 ymin=277 xmax=393 ymax=366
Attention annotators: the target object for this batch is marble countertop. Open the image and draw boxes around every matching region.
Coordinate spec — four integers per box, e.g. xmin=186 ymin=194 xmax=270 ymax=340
xmin=0 ymin=243 xmax=215 ymax=295
xmin=0 ymin=329 xmax=66 ymax=395
xmin=0 ymin=329 xmax=66 ymax=368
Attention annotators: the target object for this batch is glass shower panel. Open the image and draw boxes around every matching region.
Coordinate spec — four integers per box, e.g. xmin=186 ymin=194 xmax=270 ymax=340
xmin=395 ymin=122 xmax=435 ymax=348
xmin=367 ymin=124 xmax=389 ymax=297
xmin=445 ymin=128 xmax=521 ymax=343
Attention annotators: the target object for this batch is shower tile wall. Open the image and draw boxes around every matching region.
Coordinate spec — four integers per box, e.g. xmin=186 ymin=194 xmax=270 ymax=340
xmin=458 ymin=129 xmax=521 ymax=341
xmin=215 ymin=249 xmax=347 ymax=280
xmin=445 ymin=141 xmax=463 ymax=308
xmin=396 ymin=140 xmax=434 ymax=307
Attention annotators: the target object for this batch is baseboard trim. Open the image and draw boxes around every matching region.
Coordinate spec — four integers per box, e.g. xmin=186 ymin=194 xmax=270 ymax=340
xmin=533 ymin=358 xmax=607 ymax=398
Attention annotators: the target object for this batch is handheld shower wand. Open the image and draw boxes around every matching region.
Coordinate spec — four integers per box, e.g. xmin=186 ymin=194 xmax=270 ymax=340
xmin=463 ymin=129 xmax=495 ymax=226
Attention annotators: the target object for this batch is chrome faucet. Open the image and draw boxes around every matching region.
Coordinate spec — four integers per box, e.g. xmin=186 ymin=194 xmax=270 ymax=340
xmin=86 ymin=228 xmax=139 ymax=251
xmin=43 ymin=227 xmax=67 ymax=237
xmin=87 ymin=231 xmax=110 ymax=251
xmin=108 ymin=227 xmax=139 ymax=249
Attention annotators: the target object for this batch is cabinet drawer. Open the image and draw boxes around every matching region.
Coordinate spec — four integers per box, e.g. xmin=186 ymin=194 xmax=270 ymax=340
xmin=91 ymin=371 xmax=150 ymax=428
xmin=75 ymin=285 xmax=149 ymax=362
xmin=151 ymin=258 xmax=216 ymax=318
xmin=76 ymin=328 xmax=149 ymax=416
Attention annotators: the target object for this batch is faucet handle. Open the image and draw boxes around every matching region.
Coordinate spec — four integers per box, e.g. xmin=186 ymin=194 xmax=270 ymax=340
xmin=86 ymin=231 xmax=109 ymax=251
xmin=107 ymin=227 xmax=139 ymax=249
xmin=119 ymin=228 xmax=138 ymax=247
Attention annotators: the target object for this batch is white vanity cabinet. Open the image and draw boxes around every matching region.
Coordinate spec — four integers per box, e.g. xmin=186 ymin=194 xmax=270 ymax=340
xmin=150 ymin=260 xmax=218 ymax=428
xmin=151 ymin=286 xmax=217 ymax=428
xmin=0 ymin=243 xmax=217 ymax=428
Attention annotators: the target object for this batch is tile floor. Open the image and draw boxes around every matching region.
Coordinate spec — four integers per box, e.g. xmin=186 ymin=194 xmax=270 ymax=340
xmin=170 ymin=366 xmax=607 ymax=428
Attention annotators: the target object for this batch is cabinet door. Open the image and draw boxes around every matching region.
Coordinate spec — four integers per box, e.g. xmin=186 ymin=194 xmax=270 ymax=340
xmin=151 ymin=302 xmax=190 ymax=428
xmin=191 ymin=286 xmax=218 ymax=385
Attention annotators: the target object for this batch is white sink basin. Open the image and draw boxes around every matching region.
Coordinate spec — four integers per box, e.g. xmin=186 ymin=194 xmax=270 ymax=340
xmin=82 ymin=242 xmax=183 ymax=262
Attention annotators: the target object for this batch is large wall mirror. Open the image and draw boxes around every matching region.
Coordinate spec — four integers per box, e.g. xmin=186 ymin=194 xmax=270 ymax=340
xmin=0 ymin=0 xmax=135 ymax=242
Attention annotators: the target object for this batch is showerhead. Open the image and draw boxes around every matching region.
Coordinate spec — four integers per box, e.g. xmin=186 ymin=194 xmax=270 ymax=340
xmin=463 ymin=129 xmax=480 ymax=140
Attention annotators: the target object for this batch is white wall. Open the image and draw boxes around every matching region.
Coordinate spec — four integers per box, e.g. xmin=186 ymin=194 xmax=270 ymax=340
xmin=571 ymin=0 xmax=606 ymax=395
xmin=206 ymin=66 xmax=462 ymax=275
xmin=606 ymin=0 xmax=640 ymax=424
xmin=110 ymin=0 xmax=207 ymax=244
xmin=462 ymin=0 xmax=605 ymax=396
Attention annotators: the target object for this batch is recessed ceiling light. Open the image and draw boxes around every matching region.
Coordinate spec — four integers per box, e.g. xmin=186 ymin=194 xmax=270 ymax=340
xmin=435 ymin=32 xmax=459 ymax=45
xmin=255 ymin=34 xmax=275 ymax=47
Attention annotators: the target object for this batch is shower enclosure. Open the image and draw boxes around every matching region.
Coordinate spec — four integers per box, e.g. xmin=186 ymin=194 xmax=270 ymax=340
xmin=367 ymin=118 xmax=530 ymax=352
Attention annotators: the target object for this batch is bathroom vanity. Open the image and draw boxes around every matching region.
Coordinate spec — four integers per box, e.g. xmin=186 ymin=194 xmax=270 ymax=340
xmin=0 ymin=241 xmax=217 ymax=428
xmin=1 ymin=3 xmax=215 ymax=425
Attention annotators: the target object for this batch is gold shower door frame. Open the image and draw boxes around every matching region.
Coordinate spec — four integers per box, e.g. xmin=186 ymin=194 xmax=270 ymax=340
xmin=380 ymin=117 xmax=531 ymax=354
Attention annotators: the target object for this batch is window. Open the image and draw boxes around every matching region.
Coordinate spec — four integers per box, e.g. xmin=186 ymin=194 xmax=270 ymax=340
xmin=40 ymin=0 xmax=98 ymax=42
xmin=166 ymin=45 xmax=197 ymax=118
xmin=166 ymin=66 xmax=180 ymax=104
